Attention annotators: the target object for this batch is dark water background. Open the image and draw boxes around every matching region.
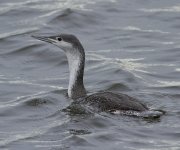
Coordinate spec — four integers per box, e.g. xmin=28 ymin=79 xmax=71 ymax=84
xmin=0 ymin=0 xmax=180 ymax=149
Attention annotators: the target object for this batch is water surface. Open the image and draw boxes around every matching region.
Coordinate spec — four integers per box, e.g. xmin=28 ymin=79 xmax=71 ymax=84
xmin=0 ymin=0 xmax=180 ymax=149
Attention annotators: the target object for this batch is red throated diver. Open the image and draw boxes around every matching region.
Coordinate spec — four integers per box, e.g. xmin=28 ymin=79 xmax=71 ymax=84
xmin=32 ymin=34 xmax=163 ymax=117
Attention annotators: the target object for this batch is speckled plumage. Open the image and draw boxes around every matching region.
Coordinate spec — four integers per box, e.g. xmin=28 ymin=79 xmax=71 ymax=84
xmin=82 ymin=92 xmax=148 ymax=112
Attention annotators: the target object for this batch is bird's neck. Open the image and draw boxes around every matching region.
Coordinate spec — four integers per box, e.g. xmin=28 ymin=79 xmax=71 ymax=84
xmin=66 ymin=50 xmax=86 ymax=99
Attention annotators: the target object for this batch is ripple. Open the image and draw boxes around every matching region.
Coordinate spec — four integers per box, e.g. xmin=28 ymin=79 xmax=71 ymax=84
xmin=176 ymin=68 xmax=180 ymax=72
xmin=105 ymin=83 xmax=130 ymax=91
xmin=156 ymin=81 xmax=180 ymax=88
xmin=49 ymin=8 xmax=74 ymax=21
xmin=0 ymin=118 xmax=68 ymax=148
xmin=0 ymin=91 xmax=49 ymax=108
xmin=48 ymin=8 xmax=101 ymax=28
xmin=0 ymin=28 xmax=38 ymax=39
xmin=24 ymin=97 xmax=54 ymax=107
xmin=140 ymin=6 xmax=180 ymax=13
xmin=0 ymin=79 xmax=63 ymax=90
xmin=87 ymin=52 xmax=148 ymax=73
xmin=27 ymin=0 xmax=96 ymax=11
xmin=122 ymin=26 xmax=169 ymax=34
xmin=3 ymin=44 xmax=41 ymax=55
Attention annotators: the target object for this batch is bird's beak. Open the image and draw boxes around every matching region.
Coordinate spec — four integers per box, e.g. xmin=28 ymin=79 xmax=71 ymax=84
xmin=31 ymin=35 xmax=56 ymax=44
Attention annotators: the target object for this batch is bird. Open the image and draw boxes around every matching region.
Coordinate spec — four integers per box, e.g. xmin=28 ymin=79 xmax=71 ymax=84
xmin=32 ymin=34 xmax=163 ymax=117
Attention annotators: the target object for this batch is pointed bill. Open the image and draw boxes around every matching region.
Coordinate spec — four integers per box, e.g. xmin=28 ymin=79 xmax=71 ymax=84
xmin=31 ymin=35 xmax=56 ymax=44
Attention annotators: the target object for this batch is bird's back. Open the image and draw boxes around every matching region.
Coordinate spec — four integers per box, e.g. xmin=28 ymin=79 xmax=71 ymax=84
xmin=80 ymin=92 xmax=148 ymax=112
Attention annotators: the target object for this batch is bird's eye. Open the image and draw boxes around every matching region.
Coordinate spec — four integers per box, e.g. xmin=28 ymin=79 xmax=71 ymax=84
xmin=56 ymin=37 xmax=62 ymax=41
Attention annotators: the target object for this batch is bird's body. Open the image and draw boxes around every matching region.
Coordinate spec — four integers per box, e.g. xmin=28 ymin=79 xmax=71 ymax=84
xmin=80 ymin=91 xmax=148 ymax=112
xmin=32 ymin=34 xmax=163 ymax=117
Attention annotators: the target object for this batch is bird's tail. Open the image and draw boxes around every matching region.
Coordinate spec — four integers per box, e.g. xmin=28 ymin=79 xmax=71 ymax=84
xmin=110 ymin=109 xmax=165 ymax=119
xmin=137 ymin=109 xmax=165 ymax=119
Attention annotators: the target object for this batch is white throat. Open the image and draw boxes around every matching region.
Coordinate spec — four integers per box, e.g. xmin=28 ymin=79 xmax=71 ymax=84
xmin=66 ymin=51 xmax=81 ymax=97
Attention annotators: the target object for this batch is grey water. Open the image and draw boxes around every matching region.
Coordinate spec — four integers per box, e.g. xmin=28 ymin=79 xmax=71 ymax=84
xmin=0 ymin=0 xmax=180 ymax=149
